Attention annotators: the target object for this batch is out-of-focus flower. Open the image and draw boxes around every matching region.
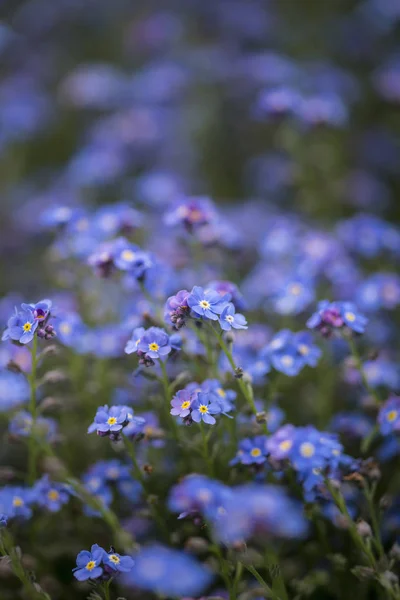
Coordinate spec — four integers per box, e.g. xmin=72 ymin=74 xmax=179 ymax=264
xmin=307 ymin=300 xmax=367 ymax=336
xmin=378 ymin=396 xmax=400 ymax=435
xmin=124 ymin=545 xmax=214 ymax=597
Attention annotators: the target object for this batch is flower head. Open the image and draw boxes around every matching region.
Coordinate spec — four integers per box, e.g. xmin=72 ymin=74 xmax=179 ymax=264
xmin=191 ymin=392 xmax=222 ymax=425
xmin=187 ymin=286 xmax=230 ymax=321
xmin=73 ymin=544 xmax=106 ymax=581
xmin=307 ymin=300 xmax=367 ymax=337
xmin=378 ymin=396 xmax=400 ymax=436
xmin=218 ymin=303 xmax=248 ymax=331
xmin=104 ymin=551 xmax=134 ymax=573
xmin=88 ymin=405 xmax=129 ymax=436
xmin=136 ymin=327 xmax=172 ymax=360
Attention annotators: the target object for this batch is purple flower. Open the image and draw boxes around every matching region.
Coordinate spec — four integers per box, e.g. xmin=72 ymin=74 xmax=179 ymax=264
xmin=307 ymin=300 xmax=367 ymax=337
xmin=73 ymin=544 xmax=106 ymax=581
xmin=125 ymin=327 xmax=145 ymax=355
xmin=164 ymin=196 xmax=217 ymax=231
xmin=164 ymin=290 xmax=190 ymax=329
xmin=187 ymin=286 xmax=230 ymax=321
xmin=21 ymin=299 xmax=52 ymax=323
xmin=88 ymin=405 xmax=128 ymax=436
xmin=218 ymin=303 xmax=248 ymax=331
xmin=191 ymin=392 xmax=221 ymax=425
xmin=137 ymin=327 xmax=172 ymax=360
xmin=171 ymin=389 xmax=194 ymax=418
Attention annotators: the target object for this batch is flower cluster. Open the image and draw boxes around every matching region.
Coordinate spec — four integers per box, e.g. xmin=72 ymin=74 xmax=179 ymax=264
xmin=73 ymin=543 xmax=134 ymax=581
xmin=307 ymin=301 xmax=368 ymax=337
xmin=171 ymin=380 xmax=236 ymax=425
xmin=2 ymin=300 xmax=55 ymax=344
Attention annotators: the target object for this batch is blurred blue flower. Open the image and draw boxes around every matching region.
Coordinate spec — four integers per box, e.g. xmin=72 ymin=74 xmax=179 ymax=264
xmin=124 ymin=545 xmax=214 ymax=597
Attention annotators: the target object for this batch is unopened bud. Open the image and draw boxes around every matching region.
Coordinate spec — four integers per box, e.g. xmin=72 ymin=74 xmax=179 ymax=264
xmin=351 ymin=566 xmax=375 ymax=581
xmin=234 ymin=367 xmax=243 ymax=379
xmin=224 ymin=332 xmax=235 ymax=344
xmin=356 ymin=520 xmax=372 ymax=538
xmin=184 ymin=537 xmax=209 ymax=554
xmin=256 ymin=411 xmax=267 ymax=424
xmin=380 ymin=495 xmax=393 ymax=511
xmin=143 ymin=464 xmax=153 ymax=474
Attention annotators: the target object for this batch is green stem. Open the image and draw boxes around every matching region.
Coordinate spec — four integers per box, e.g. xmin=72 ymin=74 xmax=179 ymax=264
xmin=365 ymin=482 xmax=384 ymax=560
xmin=159 ymin=360 xmax=180 ymax=443
xmin=123 ymin=437 xmax=170 ymax=541
xmin=103 ymin=580 xmax=111 ymax=600
xmin=37 ymin=438 xmax=133 ymax=550
xmin=209 ymin=324 xmax=268 ymax=434
xmin=244 ymin=564 xmax=280 ymax=600
xmin=199 ymin=422 xmax=215 ymax=478
xmin=348 ymin=338 xmax=381 ymax=453
xmin=210 ymin=544 xmax=234 ymax=599
xmin=0 ymin=529 xmax=50 ymax=600
xmin=28 ymin=335 xmax=39 ymax=485
xmin=325 ymin=479 xmax=377 ymax=569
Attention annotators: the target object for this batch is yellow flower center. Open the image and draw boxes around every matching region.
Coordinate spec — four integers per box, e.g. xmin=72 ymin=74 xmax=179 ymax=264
xmin=387 ymin=410 xmax=398 ymax=423
xmin=300 ymin=442 xmax=315 ymax=458
xmin=345 ymin=311 xmax=356 ymax=322
xmin=281 ymin=355 xmax=294 ymax=367
xmin=290 ymin=283 xmax=303 ymax=296
xmin=109 ymin=554 xmax=120 ymax=564
xmin=107 ymin=417 xmax=118 ymax=426
xmin=250 ymin=448 xmax=262 ymax=458
xmin=181 ymin=401 xmax=191 ymax=410
xmin=48 ymin=490 xmax=59 ymax=501
xmin=121 ymin=249 xmax=136 ymax=262
xmin=217 ymin=388 xmax=226 ymax=398
xmin=12 ymin=496 xmax=24 ymax=507
xmin=199 ymin=300 xmax=211 ymax=309
xmin=298 ymin=344 xmax=309 ymax=355
xmin=279 ymin=440 xmax=292 ymax=452
xmin=22 ymin=322 xmax=32 ymax=332
xmin=85 ymin=561 xmax=96 ymax=571
xmin=199 ymin=405 xmax=208 ymax=414
xmin=189 ymin=209 xmax=202 ymax=222
xmin=149 ymin=342 xmax=159 ymax=352
xmin=60 ymin=323 xmax=71 ymax=334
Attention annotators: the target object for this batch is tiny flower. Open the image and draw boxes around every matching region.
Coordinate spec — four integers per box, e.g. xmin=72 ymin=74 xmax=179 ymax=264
xmin=21 ymin=299 xmax=52 ymax=323
xmin=125 ymin=327 xmax=145 ymax=355
xmin=218 ymin=303 xmax=248 ymax=331
xmin=137 ymin=327 xmax=172 ymax=360
xmin=33 ymin=475 xmax=70 ymax=512
xmin=230 ymin=436 xmax=268 ymax=466
xmin=187 ymin=286 xmax=230 ymax=321
xmin=88 ymin=405 xmax=128 ymax=436
xmin=73 ymin=544 xmax=106 ymax=581
xmin=307 ymin=300 xmax=367 ymax=337
xmin=113 ymin=241 xmax=153 ymax=280
xmin=0 ymin=514 xmax=7 ymax=527
xmin=191 ymin=392 xmax=221 ymax=425
xmin=2 ymin=307 xmax=38 ymax=345
xmin=164 ymin=290 xmax=190 ymax=329
xmin=104 ymin=551 xmax=134 ymax=573
xmin=170 ymin=389 xmax=194 ymax=418
xmin=378 ymin=396 xmax=400 ymax=436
